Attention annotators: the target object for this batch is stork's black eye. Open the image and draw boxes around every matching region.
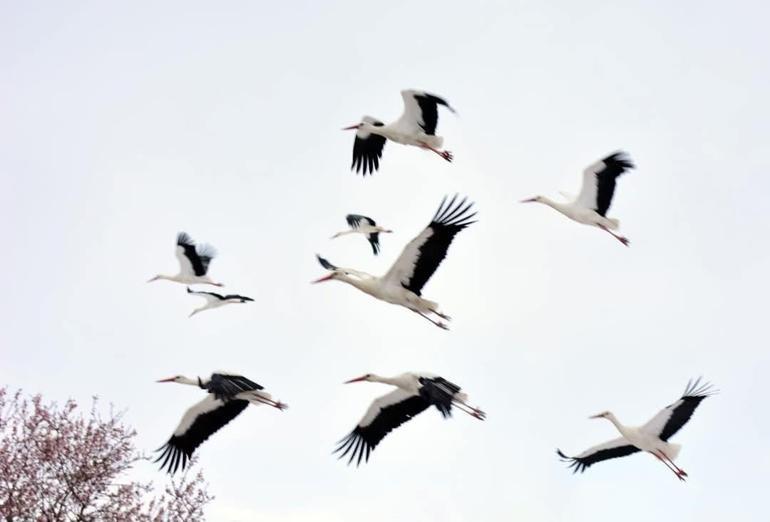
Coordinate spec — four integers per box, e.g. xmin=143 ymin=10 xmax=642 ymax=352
xmin=372 ymin=122 xmax=384 ymax=127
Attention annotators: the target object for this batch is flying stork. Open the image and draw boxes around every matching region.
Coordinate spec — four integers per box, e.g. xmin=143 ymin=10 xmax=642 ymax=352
xmin=557 ymin=377 xmax=716 ymax=481
xmin=521 ymin=152 xmax=635 ymax=246
xmin=331 ymin=214 xmax=393 ymax=255
xmin=148 ymin=232 xmax=224 ymax=286
xmin=313 ymin=195 xmax=476 ymax=330
xmin=335 ymin=372 xmax=485 ymax=466
xmin=155 ymin=372 xmax=287 ymax=474
xmin=186 ymin=287 xmax=254 ymax=317
xmin=344 ymin=89 xmax=456 ymax=175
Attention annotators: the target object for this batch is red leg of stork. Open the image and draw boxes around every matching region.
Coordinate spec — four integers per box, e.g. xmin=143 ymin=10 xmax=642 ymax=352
xmin=452 ymin=399 xmax=486 ymax=420
xmin=413 ymin=310 xmax=449 ymax=330
xmin=658 ymin=450 xmax=688 ymax=477
xmin=598 ymin=224 xmax=630 ymax=247
xmin=418 ymin=141 xmax=453 ymax=162
xmin=434 ymin=310 xmax=452 ymax=321
xmin=651 ymin=451 xmax=686 ymax=481
xmin=250 ymin=394 xmax=288 ymax=411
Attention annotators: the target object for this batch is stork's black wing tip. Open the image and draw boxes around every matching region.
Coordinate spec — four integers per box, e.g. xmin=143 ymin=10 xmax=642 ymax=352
xmin=177 ymin=231 xmax=193 ymax=246
xmin=316 ymin=254 xmax=337 ymax=271
xmin=603 ymin=151 xmax=635 ymax=170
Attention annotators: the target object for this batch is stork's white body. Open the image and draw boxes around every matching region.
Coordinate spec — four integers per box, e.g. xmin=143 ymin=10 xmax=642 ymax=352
xmin=558 ymin=379 xmax=715 ymax=481
xmin=186 ymin=289 xmax=253 ymax=317
xmin=155 ymin=372 xmax=286 ymax=474
xmin=365 ymin=122 xmax=444 ymax=149
xmin=149 ymin=232 xmax=223 ymax=286
xmin=153 ymin=273 xmax=221 ymax=286
xmin=521 ymin=152 xmax=634 ymax=246
xmin=329 ymin=273 xmax=439 ymax=315
xmin=534 ymin=198 xmax=620 ymax=230
xmin=347 ymin=90 xmax=455 ymax=175
xmin=336 ymin=371 xmax=484 ymax=465
xmin=600 ymin=412 xmax=681 ymax=461
xmin=331 ymin=225 xmax=390 ymax=238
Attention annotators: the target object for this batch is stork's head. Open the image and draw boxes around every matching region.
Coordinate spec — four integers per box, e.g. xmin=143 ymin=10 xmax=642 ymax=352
xmin=589 ymin=410 xmax=612 ymax=420
xmin=520 ymin=195 xmax=544 ymax=204
xmin=344 ymin=373 xmax=374 ymax=384
xmin=342 ymin=116 xmax=384 ymax=133
xmin=156 ymin=375 xmax=186 ymax=384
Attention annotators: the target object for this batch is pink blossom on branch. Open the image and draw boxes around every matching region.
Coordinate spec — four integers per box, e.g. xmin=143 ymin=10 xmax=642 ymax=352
xmin=0 ymin=387 xmax=212 ymax=521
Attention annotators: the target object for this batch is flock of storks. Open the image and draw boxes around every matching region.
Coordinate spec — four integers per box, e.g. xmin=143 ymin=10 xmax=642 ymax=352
xmin=148 ymin=89 xmax=714 ymax=482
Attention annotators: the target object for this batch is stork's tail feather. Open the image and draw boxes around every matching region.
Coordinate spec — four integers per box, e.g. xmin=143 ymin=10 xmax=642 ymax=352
xmin=666 ymin=443 xmax=682 ymax=461
xmin=604 ymin=217 xmax=620 ymax=230
xmin=420 ymin=134 xmax=443 ymax=148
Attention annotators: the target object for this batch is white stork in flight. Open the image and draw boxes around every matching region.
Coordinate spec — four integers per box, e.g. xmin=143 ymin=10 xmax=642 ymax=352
xmin=313 ymin=195 xmax=476 ymax=330
xmin=148 ymin=232 xmax=224 ymax=286
xmin=335 ymin=372 xmax=485 ymax=466
xmin=557 ymin=377 xmax=716 ymax=481
xmin=155 ymin=372 xmax=287 ymax=474
xmin=331 ymin=214 xmax=393 ymax=255
xmin=344 ymin=89 xmax=456 ymax=175
xmin=186 ymin=287 xmax=254 ymax=317
xmin=521 ymin=152 xmax=635 ymax=246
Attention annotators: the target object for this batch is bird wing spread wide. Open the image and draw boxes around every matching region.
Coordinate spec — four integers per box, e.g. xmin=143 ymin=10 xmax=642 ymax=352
xmin=208 ymin=373 xmax=264 ymax=401
xmin=351 ymin=120 xmax=386 ymax=176
xmin=558 ymin=437 xmax=640 ymax=473
xmin=358 ymin=388 xmax=420 ymax=427
xmin=382 ymin=195 xmax=475 ymax=296
xmin=574 ymin=160 xmax=602 ymax=210
xmin=640 ymin=378 xmax=713 ymax=441
xmin=172 ymin=395 xmax=225 ymax=436
xmin=392 ymin=89 xmax=424 ymax=134
xmin=382 ymin=227 xmax=434 ymax=292
xmin=334 ymin=390 xmax=431 ymax=466
xmin=155 ymin=396 xmax=249 ymax=474
xmin=175 ymin=245 xmax=196 ymax=277
xmin=188 ymin=289 xmax=224 ymax=303
xmin=346 ymin=214 xmax=376 ymax=229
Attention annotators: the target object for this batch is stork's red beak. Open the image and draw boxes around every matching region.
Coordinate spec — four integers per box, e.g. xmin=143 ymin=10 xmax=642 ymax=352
xmin=311 ymin=274 xmax=334 ymax=284
xmin=342 ymin=124 xmax=361 ymax=131
xmin=520 ymin=197 xmax=538 ymax=203
xmin=344 ymin=375 xmax=368 ymax=384
xmin=156 ymin=377 xmax=176 ymax=383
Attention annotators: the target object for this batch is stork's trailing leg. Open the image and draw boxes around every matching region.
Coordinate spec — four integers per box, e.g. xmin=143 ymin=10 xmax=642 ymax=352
xmin=657 ymin=450 xmax=687 ymax=477
xmin=433 ymin=310 xmax=452 ymax=321
xmin=452 ymin=399 xmax=486 ymax=420
xmin=248 ymin=393 xmax=288 ymax=411
xmin=418 ymin=141 xmax=453 ymax=162
xmin=651 ymin=451 xmax=686 ymax=481
xmin=413 ymin=310 xmax=449 ymax=330
xmin=598 ymin=224 xmax=630 ymax=247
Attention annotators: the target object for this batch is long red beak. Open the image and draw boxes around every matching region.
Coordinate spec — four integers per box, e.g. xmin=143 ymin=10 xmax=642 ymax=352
xmin=342 ymin=124 xmax=361 ymax=131
xmin=344 ymin=375 xmax=368 ymax=384
xmin=311 ymin=274 xmax=334 ymax=284
xmin=520 ymin=197 xmax=538 ymax=203
xmin=156 ymin=377 xmax=176 ymax=383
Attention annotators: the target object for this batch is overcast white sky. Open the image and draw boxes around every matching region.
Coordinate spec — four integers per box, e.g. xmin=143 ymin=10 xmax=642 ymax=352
xmin=2 ymin=1 xmax=769 ymax=520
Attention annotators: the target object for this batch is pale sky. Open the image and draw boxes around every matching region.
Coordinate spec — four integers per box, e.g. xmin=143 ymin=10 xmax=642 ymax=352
xmin=2 ymin=1 xmax=769 ymax=520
